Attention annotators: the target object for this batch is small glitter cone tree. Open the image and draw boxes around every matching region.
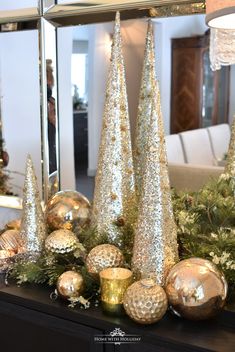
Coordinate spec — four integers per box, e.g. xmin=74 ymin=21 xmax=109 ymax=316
xmin=131 ymin=22 xmax=179 ymax=286
xmin=133 ymin=21 xmax=156 ymax=200
xmin=20 ymin=155 xmax=47 ymax=257
xmin=92 ymin=12 xmax=136 ymax=246
xmin=224 ymin=117 xmax=235 ymax=176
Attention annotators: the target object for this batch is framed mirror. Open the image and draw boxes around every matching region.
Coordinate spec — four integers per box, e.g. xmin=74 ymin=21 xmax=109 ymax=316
xmin=41 ymin=0 xmax=234 ymax=200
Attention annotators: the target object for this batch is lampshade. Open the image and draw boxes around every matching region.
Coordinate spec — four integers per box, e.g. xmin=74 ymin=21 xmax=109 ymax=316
xmin=206 ymin=0 xmax=235 ymax=29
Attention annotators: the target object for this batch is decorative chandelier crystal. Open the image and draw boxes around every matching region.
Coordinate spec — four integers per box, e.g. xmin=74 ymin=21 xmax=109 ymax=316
xmin=206 ymin=1 xmax=235 ymax=70
xmin=210 ymin=27 xmax=235 ymax=70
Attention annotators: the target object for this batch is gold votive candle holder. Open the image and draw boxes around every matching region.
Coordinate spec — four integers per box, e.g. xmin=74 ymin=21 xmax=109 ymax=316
xmin=99 ymin=267 xmax=133 ymax=315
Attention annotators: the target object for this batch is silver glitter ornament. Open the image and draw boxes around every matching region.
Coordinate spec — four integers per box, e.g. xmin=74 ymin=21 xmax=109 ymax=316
xmin=131 ymin=22 xmax=179 ymax=286
xmin=45 ymin=229 xmax=78 ymax=254
xmin=92 ymin=12 xmax=137 ymax=246
xmin=20 ymin=155 xmax=47 ymax=258
xmin=224 ymin=117 xmax=235 ymax=176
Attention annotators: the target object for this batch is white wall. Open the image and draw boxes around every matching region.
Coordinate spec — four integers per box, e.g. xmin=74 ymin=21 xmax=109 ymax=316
xmin=0 ymin=30 xmax=41 ymax=197
xmin=0 ymin=0 xmax=37 ymax=10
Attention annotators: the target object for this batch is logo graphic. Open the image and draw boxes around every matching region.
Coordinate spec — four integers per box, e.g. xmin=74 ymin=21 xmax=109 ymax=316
xmin=94 ymin=328 xmax=141 ymax=345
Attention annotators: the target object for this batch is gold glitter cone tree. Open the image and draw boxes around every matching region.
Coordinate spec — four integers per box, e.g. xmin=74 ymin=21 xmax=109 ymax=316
xmin=133 ymin=21 xmax=156 ymax=200
xmin=92 ymin=12 xmax=136 ymax=246
xmin=224 ymin=117 xmax=235 ymax=176
xmin=20 ymin=155 xmax=47 ymax=256
xmin=131 ymin=22 xmax=179 ymax=286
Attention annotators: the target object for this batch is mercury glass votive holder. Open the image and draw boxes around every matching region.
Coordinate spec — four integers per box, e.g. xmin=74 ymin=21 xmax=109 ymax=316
xmin=99 ymin=267 xmax=133 ymax=315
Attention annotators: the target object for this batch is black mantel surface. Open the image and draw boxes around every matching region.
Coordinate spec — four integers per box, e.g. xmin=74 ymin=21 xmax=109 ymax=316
xmin=0 ymin=283 xmax=234 ymax=352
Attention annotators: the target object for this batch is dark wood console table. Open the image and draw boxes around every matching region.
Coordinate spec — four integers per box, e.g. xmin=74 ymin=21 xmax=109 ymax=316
xmin=0 ymin=283 xmax=234 ymax=352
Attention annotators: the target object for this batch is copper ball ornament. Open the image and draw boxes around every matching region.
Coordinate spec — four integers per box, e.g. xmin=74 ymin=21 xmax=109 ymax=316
xmin=123 ymin=279 xmax=168 ymax=324
xmin=57 ymin=271 xmax=84 ymax=300
xmin=165 ymin=258 xmax=228 ymax=320
xmin=0 ymin=230 xmax=23 ymax=253
xmin=86 ymin=244 xmax=124 ymax=277
xmin=45 ymin=229 xmax=78 ymax=254
xmin=46 ymin=190 xmax=91 ymax=232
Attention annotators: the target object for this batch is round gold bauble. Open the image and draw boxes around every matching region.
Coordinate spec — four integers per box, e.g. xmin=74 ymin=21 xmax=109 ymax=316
xmin=0 ymin=230 xmax=22 ymax=253
xmin=123 ymin=279 xmax=168 ymax=324
xmin=57 ymin=271 xmax=84 ymax=299
xmin=45 ymin=229 xmax=78 ymax=254
xmin=86 ymin=244 xmax=124 ymax=277
xmin=165 ymin=258 xmax=228 ymax=320
xmin=46 ymin=190 xmax=91 ymax=232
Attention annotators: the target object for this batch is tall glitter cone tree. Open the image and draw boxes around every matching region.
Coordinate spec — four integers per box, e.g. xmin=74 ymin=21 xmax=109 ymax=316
xmin=133 ymin=21 xmax=156 ymax=200
xmin=20 ymin=155 xmax=47 ymax=257
xmin=92 ymin=12 xmax=136 ymax=246
xmin=224 ymin=117 xmax=235 ymax=176
xmin=131 ymin=22 xmax=179 ymax=286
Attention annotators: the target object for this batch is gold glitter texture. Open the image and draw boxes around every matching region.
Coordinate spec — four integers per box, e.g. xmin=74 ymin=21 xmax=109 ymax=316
xmin=92 ymin=12 xmax=136 ymax=245
xmin=20 ymin=155 xmax=47 ymax=256
xmin=131 ymin=22 xmax=179 ymax=286
xmin=133 ymin=21 xmax=156 ymax=201
xmin=224 ymin=117 xmax=235 ymax=176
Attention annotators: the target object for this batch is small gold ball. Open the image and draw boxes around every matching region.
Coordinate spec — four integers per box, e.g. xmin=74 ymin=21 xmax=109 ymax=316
xmin=45 ymin=229 xmax=78 ymax=254
xmin=86 ymin=244 xmax=124 ymax=277
xmin=57 ymin=271 xmax=84 ymax=300
xmin=165 ymin=258 xmax=228 ymax=320
xmin=123 ymin=279 xmax=168 ymax=324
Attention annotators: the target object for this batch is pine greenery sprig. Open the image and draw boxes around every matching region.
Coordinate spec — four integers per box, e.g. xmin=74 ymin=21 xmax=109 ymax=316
xmin=173 ymin=174 xmax=235 ymax=298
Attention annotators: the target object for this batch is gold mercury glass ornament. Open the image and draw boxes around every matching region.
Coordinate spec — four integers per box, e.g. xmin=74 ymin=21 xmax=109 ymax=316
xmin=57 ymin=271 xmax=84 ymax=300
xmin=86 ymin=244 xmax=124 ymax=277
xmin=46 ymin=190 xmax=91 ymax=233
xmin=123 ymin=278 xmax=168 ymax=324
xmin=165 ymin=258 xmax=228 ymax=320
xmin=45 ymin=229 xmax=79 ymax=254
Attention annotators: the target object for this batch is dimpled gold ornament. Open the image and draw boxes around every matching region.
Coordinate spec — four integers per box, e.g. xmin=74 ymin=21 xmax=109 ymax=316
xmin=57 ymin=271 xmax=84 ymax=300
xmin=46 ymin=190 xmax=91 ymax=233
xmin=86 ymin=244 xmax=124 ymax=277
xmin=131 ymin=22 xmax=178 ymax=286
xmin=92 ymin=12 xmax=137 ymax=246
xmin=45 ymin=229 xmax=78 ymax=254
xmin=123 ymin=279 xmax=168 ymax=324
xmin=165 ymin=258 xmax=228 ymax=320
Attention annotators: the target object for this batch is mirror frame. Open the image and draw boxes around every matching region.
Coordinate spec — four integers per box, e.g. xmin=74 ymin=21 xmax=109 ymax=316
xmin=0 ymin=0 xmax=206 ymax=209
